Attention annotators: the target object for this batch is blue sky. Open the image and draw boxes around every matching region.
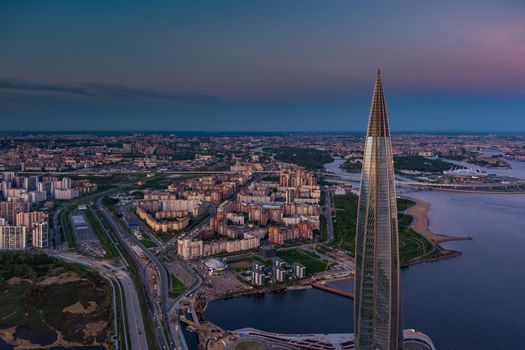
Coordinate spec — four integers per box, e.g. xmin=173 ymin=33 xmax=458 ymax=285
xmin=1 ymin=0 xmax=524 ymax=132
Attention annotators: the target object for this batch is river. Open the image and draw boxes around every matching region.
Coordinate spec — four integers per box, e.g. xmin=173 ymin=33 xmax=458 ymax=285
xmin=205 ymin=157 xmax=525 ymax=350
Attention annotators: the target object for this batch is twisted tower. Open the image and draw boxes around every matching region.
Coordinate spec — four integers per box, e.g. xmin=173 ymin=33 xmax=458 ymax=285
xmin=354 ymin=70 xmax=403 ymax=350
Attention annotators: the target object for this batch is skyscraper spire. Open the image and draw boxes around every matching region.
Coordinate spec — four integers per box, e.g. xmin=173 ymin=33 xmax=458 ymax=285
xmin=354 ymin=71 xmax=403 ymax=349
xmin=367 ymin=69 xmax=390 ymax=137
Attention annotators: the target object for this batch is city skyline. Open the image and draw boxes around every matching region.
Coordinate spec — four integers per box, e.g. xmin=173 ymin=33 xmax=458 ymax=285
xmin=2 ymin=2 xmax=525 ymax=350
xmin=1 ymin=1 xmax=525 ymax=132
xmin=0 ymin=113 xmax=523 ymax=349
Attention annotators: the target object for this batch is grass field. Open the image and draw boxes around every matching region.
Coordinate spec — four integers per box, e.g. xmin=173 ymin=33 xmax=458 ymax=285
xmin=100 ymin=195 xmax=157 ymax=349
xmin=141 ymin=174 xmax=168 ymax=190
xmin=227 ymin=257 xmax=266 ymax=271
xmin=139 ymin=238 xmax=157 ymax=248
xmin=332 ymin=194 xmax=446 ymax=265
xmin=0 ymin=253 xmax=112 ymax=348
xmin=332 ymin=195 xmax=359 ymax=253
xmin=342 ymin=160 xmax=362 ymax=173
xmin=85 ymin=206 xmax=119 ymax=257
xmin=168 ymin=275 xmax=186 ymax=299
xmin=343 ymin=155 xmax=455 ymax=174
xmin=263 ymin=147 xmax=334 ymax=169
xmin=156 ymin=232 xmax=176 ymax=242
xmin=394 ymin=155 xmax=455 ymax=173
xmin=59 ymin=207 xmax=77 ymax=249
xmin=276 ymin=249 xmax=330 ymax=275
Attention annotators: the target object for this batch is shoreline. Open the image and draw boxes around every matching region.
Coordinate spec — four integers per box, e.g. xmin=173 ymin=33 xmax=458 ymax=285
xmin=404 ymin=250 xmax=463 ymax=267
xmin=404 ymin=197 xmax=471 ymax=243
xmin=423 ymin=189 xmax=525 ymax=194
xmin=208 ymin=197 xmax=472 ymax=303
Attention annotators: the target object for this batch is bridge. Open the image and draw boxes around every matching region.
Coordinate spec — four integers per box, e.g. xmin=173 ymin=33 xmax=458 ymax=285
xmin=326 ymin=172 xmax=525 ymax=192
xmin=399 ymin=180 xmax=525 ymax=192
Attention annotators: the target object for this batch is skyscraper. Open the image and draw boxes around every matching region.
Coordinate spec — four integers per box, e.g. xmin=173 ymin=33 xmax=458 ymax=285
xmin=354 ymin=70 xmax=403 ymax=350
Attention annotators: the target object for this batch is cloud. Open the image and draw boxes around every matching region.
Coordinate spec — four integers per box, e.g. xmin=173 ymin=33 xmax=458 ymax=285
xmin=0 ymin=79 xmax=215 ymax=102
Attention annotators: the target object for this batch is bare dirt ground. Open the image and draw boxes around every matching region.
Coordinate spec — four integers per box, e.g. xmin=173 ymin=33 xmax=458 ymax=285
xmin=165 ymin=257 xmax=197 ymax=287
xmin=6 ymin=277 xmax=33 ymax=285
xmin=63 ymin=301 xmax=98 ymax=314
xmin=84 ymin=321 xmax=107 ymax=338
xmin=0 ymin=328 xmax=105 ymax=350
xmin=229 ymin=261 xmax=251 ymax=270
xmin=206 ymin=270 xmax=248 ymax=297
xmin=38 ymin=271 xmax=85 ymax=285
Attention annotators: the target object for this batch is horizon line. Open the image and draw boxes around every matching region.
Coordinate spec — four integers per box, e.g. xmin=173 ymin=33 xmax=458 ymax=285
xmin=0 ymin=129 xmax=524 ymax=135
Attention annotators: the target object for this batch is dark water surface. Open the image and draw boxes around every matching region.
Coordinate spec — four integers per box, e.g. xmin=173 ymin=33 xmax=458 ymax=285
xmin=206 ymin=191 xmax=525 ymax=350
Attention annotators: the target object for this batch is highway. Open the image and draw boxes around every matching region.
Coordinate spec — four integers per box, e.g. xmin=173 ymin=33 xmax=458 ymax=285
xmin=118 ymin=201 xmax=197 ymax=350
xmin=95 ymin=195 xmax=175 ymax=350
xmin=50 ymin=252 xmax=148 ymax=350
xmin=116 ymin=271 xmax=149 ymax=350
xmin=52 ymin=186 xmax=169 ymax=349
xmin=49 ymin=188 xmax=153 ymax=350
xmin=323 ymin=188 xmax=335 ymax=243
xmin=168 ymin=256 xmax=203 ymax=350
xmin=51 ymin=188 xmax=117 ymax=250
xmin=52 ymin=202 xmax=70 ymax=250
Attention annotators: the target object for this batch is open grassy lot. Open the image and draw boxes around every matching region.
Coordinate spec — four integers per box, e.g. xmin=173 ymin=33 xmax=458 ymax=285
xmin=344 ymin=156 xmax=456 ymax=174
xmin=263 ymin=147 xmax=333 ymax=169
xmin=342 ymin=160 xmax=362 ymax=173
xmin=332 ymin=194 xmax=446 ymax=266
xmin=85 ymin=206 xmax=118 ymax=257
xmin=139 ymin=237 xmax=157 ymax=248
xmin=397 ymin=215 xmax=443 ymax=265
xmin=332 ymin=195 xmax=359 ymax=253
xmin=60 ymin=206 xmax=77 ymax=249
xmin=394 ymin=155 xmax=455 ymax=173
xmin=226 ymin=256 xmax=269 ymax=271
xmin=277 ymin=249 xmax=330 ymax=275
xmin=0 ymin=253 xmax=112 ymax=348
xmin=397 ymin=197 xmax=416 ymax=212
xmin=227 ymin=256 xmax=256 ymax=269
xmin=156 ymin=232 xmax=176 ymax=242
xmin=168 ymin=275 xmax=186 ymax=299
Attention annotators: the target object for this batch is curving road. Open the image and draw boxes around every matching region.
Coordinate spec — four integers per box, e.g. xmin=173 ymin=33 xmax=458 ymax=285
xmin=95 ymin=195 xmax=173 ymax=350
xmin=117 ymin=271 xmax=149 ymax=350
xmin=51 ymin=252 xmax=148 ymax=350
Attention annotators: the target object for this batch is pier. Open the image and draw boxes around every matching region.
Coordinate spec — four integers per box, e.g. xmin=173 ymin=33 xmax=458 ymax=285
xmin=312 ymin=282 xmax=354 ymax=299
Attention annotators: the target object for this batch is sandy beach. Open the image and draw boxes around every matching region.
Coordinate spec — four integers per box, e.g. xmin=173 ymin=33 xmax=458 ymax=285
xmin=405 ymin=198 xmax=471 ymax=243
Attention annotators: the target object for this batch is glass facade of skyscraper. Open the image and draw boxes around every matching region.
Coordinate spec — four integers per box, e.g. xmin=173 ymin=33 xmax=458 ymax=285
xmin=354 ymin=71 xmax=403 ymax=350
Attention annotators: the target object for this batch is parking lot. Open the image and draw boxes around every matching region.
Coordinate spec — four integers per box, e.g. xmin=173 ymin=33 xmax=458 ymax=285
xmin=70 ymin=208 xmax=106 ymax=257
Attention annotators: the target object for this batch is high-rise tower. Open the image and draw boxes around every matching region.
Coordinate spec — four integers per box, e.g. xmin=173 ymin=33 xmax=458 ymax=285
xmin=354 ymin=70 xmax=403 ymax=350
